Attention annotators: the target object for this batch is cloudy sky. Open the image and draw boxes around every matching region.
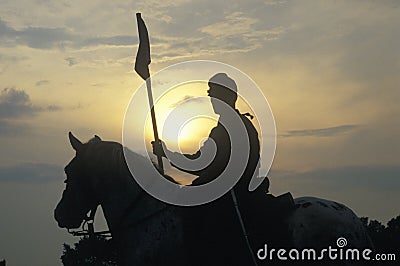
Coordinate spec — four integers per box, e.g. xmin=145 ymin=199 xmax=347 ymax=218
xmin=0 ymin=0 xmax=399 ymax=265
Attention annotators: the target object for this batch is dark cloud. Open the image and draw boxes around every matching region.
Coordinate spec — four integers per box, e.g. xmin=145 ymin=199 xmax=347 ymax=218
xmin=0 ymin=87 xmax=62 ymax=118
xmin=0 ymin=87 xmax=37 ymax=119
xmin=17 ymin=26 xmax=73 ymax=49
xmin=280 ymin=124 xmax=360 ymax=137
xmin=0 ymin=88 xmax=35 ymax=135
xmin=169 ymin=95 xmax=206 ymax=108
xmin=0 ymin=88 xmax=62 ymax=135
xmin=81 ymin=35 xmax=136 ymax=47
xmin=0 ymin=17 xmax=138 ymax=50
xmin=0 ymin=162 xmax=63 ymax=183
xmin=0 ymin=17 xmax=72 ymax=49
xmin=0 ymin=17 xmax=16 ymax=36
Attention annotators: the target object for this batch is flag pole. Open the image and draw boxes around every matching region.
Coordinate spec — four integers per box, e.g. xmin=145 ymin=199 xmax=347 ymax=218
xmin=146 ymin=77 xmax=164 ymax=174
xmin=135 ymin=13 xmax=164 ymax=174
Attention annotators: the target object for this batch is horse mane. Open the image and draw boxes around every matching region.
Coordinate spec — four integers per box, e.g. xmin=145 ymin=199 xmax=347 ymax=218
xmin=83 ymin=137 xmax=178 ymax=184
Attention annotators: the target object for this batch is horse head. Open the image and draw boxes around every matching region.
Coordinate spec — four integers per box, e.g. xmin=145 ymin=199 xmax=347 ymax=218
xmin=54 ymin=132 xmax=102 ymax=229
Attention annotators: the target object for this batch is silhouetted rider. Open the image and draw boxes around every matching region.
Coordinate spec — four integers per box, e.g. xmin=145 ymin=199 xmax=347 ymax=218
xmin=152 ymin=73 xmax=265 ymax=265
xmin=152 ymin=73 xmax=262 ymax=197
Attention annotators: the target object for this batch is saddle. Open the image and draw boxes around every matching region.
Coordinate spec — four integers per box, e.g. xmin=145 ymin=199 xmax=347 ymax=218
xmin=240 ymin=190 xmax=296 ymax=248
xmin=182 ymin=187 xmax=296 ymax=265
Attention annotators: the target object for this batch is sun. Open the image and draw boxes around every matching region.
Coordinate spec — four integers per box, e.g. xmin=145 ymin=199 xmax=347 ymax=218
xmin=144 ymin=81 xmax=218 ymax=153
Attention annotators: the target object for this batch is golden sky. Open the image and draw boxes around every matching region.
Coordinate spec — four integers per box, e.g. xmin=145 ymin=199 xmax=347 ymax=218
xmin=0 ymin=1 xmax=399 ymax=265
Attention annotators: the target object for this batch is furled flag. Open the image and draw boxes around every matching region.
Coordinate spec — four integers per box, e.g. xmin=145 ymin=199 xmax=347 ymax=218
xmin=134 ymin=13 xmax=151 ymax=80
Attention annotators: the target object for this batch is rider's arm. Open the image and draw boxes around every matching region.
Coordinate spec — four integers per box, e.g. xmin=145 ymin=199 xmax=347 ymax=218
xmin=152 ymin=138 xmax=212 ymax=176
xmin=169 ymin=150 xmax=202 ymax=175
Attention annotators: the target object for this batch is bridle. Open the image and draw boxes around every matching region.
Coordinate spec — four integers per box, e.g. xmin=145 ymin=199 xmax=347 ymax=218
xmin=67 ymin=205 xmax=111 ymax=239
xmin=67 ymin=189 xmax=168 ymax=240
xmin=66 ymin=161 xmax=171 ymax=239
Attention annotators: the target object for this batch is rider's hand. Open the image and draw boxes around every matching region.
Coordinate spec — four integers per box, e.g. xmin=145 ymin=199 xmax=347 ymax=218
xmin=151 ymin=140 xmax=166 ymax=157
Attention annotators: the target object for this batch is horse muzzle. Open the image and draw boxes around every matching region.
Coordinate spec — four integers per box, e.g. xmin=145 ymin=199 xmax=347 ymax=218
xmin=54 ymin=203 xmax=84 ymax=229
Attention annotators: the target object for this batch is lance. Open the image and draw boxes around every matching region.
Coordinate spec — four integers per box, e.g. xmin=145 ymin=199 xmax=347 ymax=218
xmin=134 ymin=13 xmax=164 ymax=174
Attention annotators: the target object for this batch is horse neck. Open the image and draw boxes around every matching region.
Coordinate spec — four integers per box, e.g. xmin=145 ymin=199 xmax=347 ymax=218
xmin=97 ymin=165 xmax=140 ymax=234
xmin=98 ymin=167 xmax=166 ymax=237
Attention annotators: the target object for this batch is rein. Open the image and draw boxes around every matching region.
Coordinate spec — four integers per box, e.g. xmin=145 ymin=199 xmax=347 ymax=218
xmin=67 ymin=205 xmax=111 ymax=238
xmin=67 ymin=190 xmax=168 ymax=239
xmin=231 ymin=189 xmax=258 ymax=266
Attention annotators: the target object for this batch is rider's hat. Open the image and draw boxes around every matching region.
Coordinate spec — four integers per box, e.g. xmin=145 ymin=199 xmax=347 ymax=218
xmin=208 ymin=73 xmax=237 ymax=104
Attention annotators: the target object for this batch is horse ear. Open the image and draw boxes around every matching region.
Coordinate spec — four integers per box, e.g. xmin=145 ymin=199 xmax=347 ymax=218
xmin=69 ymin=132 xmax=83 ymax=151
xmin=94 ymin=135 xmax=102 ymax=141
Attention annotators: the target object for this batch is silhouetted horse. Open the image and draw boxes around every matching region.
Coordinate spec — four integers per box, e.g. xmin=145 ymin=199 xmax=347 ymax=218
xmin=55 ymin=133 xmax=372 ymax=266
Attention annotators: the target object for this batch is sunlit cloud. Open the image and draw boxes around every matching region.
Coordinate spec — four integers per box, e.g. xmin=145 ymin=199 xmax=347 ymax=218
xmin=281 ymin=124 xmax=361 ymax=138
xmin=200 ymin=12 xmax=286 ymax=42
xmin=169 ymin=95 xmax=206 ymax=108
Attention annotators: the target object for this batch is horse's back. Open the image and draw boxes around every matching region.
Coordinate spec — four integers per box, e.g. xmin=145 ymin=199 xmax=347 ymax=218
xmin=288 ymin=197 xmax=373 ymax=249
